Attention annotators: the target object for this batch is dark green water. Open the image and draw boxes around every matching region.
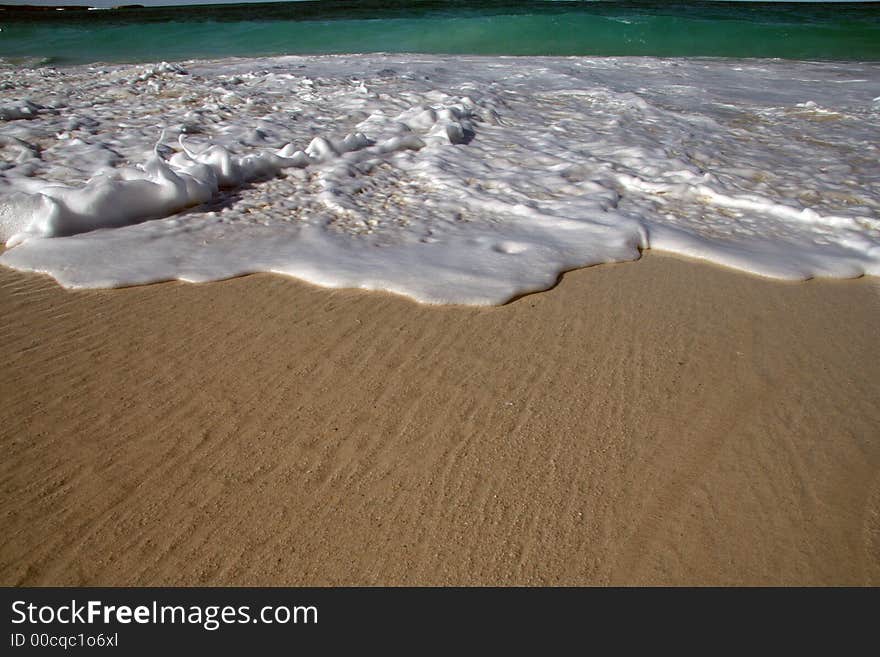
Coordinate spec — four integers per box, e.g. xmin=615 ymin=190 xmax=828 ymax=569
xmin=1 ymin=1 xmax=879 ymax=65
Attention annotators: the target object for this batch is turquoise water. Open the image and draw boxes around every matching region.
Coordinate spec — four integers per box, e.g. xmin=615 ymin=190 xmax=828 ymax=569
xmin=1 ymin=1 xmax=879 ymax=65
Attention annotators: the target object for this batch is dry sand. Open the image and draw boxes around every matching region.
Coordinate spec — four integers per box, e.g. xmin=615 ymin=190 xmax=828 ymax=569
xmin=1 ymin=252 xmax=878 ymax=586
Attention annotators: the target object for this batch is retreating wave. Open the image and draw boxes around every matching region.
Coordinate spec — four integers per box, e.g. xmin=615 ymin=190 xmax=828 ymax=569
xmin=1 ymin=55 xmax=878 ymax=304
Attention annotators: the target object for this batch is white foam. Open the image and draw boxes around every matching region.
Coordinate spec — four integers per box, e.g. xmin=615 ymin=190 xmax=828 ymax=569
xmin=0 ymin=55 xmax=878 ymax=304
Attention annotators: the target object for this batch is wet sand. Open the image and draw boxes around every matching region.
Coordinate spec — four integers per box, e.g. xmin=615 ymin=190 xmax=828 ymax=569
xmin=1 ymin=252 xmax=878 ymax=585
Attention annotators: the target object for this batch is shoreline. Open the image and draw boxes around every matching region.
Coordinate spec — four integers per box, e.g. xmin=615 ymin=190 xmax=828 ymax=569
xmin=2 ymin=252 xmax=878 ymax=586
xmin=4 ymin=55 xmax=878 ymax=301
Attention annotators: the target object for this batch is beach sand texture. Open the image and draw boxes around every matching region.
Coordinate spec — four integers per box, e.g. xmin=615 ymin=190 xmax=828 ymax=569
xmin=1 ymin=253 xmax=879 ymax=586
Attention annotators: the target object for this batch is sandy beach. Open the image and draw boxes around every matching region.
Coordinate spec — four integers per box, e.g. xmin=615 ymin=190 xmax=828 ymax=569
xmin=1 ymin=253 xmax=878 ymax=586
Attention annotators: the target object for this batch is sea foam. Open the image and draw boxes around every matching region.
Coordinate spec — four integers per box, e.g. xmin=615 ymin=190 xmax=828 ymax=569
xmin=0 ymin=55 xmax=878 ymax=304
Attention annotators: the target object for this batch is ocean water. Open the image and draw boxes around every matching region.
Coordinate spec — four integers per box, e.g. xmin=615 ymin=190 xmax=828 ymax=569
xmin=1 ymin=1 xmax=879 ymax=66
xmin=0 ymin=3 xmax=878 ymax=304
xmin=1 ymin=54 xmax=878 ymax=303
